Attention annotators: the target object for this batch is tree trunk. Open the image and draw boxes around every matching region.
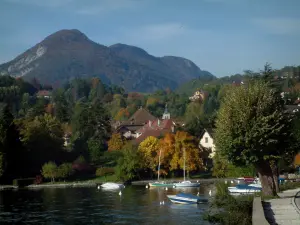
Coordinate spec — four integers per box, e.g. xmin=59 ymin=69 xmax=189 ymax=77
xmin=256 ymin=161 xmax=277 ymax=196
xmin=270 ymin=161 xmax=279 ymax=193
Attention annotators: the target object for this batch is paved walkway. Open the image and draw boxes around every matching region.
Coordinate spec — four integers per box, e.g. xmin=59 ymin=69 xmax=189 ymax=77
xmin=263 ymin=188 xmax=300 ymax=225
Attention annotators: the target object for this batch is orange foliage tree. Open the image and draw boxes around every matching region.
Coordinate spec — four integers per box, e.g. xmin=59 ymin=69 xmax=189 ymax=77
xmin=170 ymin=131 xmax=204 ymax=176
xmin=45 ymin=103 xmax=54 ymax=115
xmin=108 ymin=133 xmax=125 ymax=151
xmin=114 ymin=108 xmax=130 ymax=121
xmin=294 ymin=153 xmax=300 ymax=167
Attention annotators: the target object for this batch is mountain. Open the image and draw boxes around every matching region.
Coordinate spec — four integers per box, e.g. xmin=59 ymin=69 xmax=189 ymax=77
xmin=0 ymin=29 xmax=215 ymax=92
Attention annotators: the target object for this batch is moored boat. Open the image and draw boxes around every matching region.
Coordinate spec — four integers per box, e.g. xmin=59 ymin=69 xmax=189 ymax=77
xmin=101 ymin=182 xmax=125 ymax=189
xmin=172 ymin=148 xmax=200 ymax=188
xmin=174 ymin=181 xmax=200 ymax=188
xmin=149 ymin=182 xmax=174 ymax=187
xmin=167 ymin=192 xmax=208 ymax=204
xmin=228 ymin=184 xmax=261 ymax=194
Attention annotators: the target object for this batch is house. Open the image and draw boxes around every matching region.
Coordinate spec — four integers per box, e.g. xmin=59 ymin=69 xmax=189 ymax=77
xmin=113 ymin=107 xmax=157 ymax=139
xmin=132 ymin=106 xmax=176 ymax=144
xmin=189 ymin=90 xmax=208 ymax=102
xmin=199 ymin=128 xmax=216 ymax=158
xmin=37 ymin=90 xmax=52 ymax=99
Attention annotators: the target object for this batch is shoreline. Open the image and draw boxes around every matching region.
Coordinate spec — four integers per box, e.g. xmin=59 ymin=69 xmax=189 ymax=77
xmin=0 ymin=178 xmax=223 ymax=190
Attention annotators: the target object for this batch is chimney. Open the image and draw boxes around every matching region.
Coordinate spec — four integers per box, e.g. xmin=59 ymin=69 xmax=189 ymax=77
xmin=149 ymin=120 xmax=152 ymax=127
xmin=158 ymin=119 xmax=160 ymax=126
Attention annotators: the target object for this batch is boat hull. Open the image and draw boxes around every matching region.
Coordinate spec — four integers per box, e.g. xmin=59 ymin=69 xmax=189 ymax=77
xmin=149 ymin=182 xmax=174 ymax=187
xmin=228 ymin=187 xmax=261 ymax=194
xmin=174 ymin=183 xmax=200 ymax=188
xmin=167 ymin=193 xmax=208 ymax=204
xmin=101 ymin=182 xmax=124 ymax=189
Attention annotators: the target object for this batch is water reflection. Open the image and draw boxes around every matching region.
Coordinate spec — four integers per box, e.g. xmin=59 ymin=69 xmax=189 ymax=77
xmin=0 ymin=185 xmax=213 ymax=225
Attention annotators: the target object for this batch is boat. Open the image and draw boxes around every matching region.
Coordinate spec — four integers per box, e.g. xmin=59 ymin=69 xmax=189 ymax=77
xmin=149 ymin=182 xmax=174 ymax=187
xmin=174 ymin=180 xmax=200 ymax=188
xmin=173 ymin=148 xmax=200 ymax=188
xmin=100 ymin=182 xmax=125 ymax=189
xmin=167 ymin=192 xmax=208 ymax=204
xmin=228 ymin=184 xmax=261 ymax=194
xmin=149 ymin=149 xmax=173 ymax=187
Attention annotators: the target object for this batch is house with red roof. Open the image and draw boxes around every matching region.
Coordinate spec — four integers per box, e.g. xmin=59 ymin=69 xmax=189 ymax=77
xmin=132 ymin=105 xmax=176 ymax=144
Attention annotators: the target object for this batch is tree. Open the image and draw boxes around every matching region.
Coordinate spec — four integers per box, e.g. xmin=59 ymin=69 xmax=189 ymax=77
xmin=42 ymin=161 xmax=58 ymax=182
xmin=108 ymin=133 xmax=125 ymax=151
xmin=87 ymin=138 xmax=105 ymax=164
xmin=116 ymin=143 xmax=141 ymax=181
xmin=16 ymin=114 xmax=64 ymax=176
xmin=138 ymin=136 xmax=160 ymax=173
xmin=214 ymin=80 xmax=295 ymax=196
xmin=57 ymin=163 xmax=73 ymax=179
xmin=170 ymin=131 xmax=204 ymax=176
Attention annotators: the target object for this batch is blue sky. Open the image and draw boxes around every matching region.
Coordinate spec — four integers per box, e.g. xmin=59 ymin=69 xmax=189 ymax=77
xmin=0 ymin=0 xmax=300 ymax=77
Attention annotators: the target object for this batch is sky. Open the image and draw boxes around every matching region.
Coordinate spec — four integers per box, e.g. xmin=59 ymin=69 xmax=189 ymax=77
xmin=0 ymin=0 xmax=300 ymax=77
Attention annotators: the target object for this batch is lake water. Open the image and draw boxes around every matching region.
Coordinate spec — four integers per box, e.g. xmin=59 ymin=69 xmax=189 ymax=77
xmin=0 ymin=184 xmax=213 ymax=225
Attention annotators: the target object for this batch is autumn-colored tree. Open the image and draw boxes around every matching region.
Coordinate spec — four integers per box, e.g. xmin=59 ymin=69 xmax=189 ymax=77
xmin=294 ymin=153 xmax=300 ymax=167
xmin=159 ymin=133 xmax=176 ymax=175
xmin=114 ymin=108 xmax=130 ymax=121
xmin=45 ymin=103 xmax=54 ymax=115
xmin=170 ymin=131 xmax=204 ymax=176
xmin=146 ymin=97 xmax=159 ymax=107
xmin=138 ymin=136 xmax=160 ymax=172
xmin=108 ymin=133 xmax=125 ymax=151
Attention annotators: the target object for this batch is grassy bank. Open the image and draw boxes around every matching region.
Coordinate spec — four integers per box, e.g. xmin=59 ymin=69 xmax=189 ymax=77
xmin=280 ymin=181 xmax=300 ymax=192
xmin=203 ymin=183 xmax=253 ymax=225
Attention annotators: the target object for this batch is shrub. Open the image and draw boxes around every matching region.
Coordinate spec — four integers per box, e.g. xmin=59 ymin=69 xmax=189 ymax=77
xmin=204 ymin=182 xmax=253 ymax=225
xmin=96 ymin=167 xmax=115 ymax=177
xmin=34 ymin=175 xmax=43 ymax=185
xmin=42 ymin=161 xmax=58 ymax=182
xmin=57 ymin=163 xmax=73 ymax=179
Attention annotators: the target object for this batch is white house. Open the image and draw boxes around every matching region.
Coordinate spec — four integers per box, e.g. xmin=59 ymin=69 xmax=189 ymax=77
xmin=199 ymin=128 xmax=216 ymax=158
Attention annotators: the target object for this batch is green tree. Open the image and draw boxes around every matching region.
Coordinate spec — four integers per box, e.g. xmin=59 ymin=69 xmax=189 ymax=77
xmin=57 ymin=163 xmax=73 ymax=179
xmin=116 ymin=143 xmax=141 ymax=181
xmin=42 ymin=161 xmax=58 ymax=182
xmin=87 ymin=138 xmax=105 ymax=164
xmin=215 ymin=80 xmax=295 ymax=196
xmin=16 ymin=114 xmax=64 ymax=176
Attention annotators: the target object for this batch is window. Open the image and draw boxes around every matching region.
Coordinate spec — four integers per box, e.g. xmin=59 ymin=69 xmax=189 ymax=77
xmin=205 ymin=137 xmax=208 ymax=143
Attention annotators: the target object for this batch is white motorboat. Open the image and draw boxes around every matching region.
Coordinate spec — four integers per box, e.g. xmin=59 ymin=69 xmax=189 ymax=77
xmin=167 ymin=192 xmax=208 ymax=204
xmin=100 ymin=182 xmax=125 ymax=189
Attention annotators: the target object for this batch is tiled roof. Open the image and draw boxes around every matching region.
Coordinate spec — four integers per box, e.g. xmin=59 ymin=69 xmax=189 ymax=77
xmin=136 ymin=119 xmax=174 ymax=134
xmin=134 ymin=119 xmax=175 ymax=144
xmin=37 ymin=90 xmax=51 ymax=96
xmin=128 ymin=108 xmax=157 ymax=124
xmin=134 ymin=129 xmax=166 ymax=145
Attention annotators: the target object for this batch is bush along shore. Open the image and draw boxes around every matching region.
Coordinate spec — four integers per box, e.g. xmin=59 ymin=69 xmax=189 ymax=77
xmin=203 ymin=182 xmax=253 ymax=225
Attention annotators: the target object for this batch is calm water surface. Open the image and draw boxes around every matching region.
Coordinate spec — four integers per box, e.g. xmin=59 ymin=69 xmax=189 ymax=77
xmin=0 ymin=184 xmax=213 ymax=225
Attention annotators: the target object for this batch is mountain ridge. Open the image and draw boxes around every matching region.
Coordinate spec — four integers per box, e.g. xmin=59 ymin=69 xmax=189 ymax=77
xmin=0 ymin=29 xmax=215 ymax=92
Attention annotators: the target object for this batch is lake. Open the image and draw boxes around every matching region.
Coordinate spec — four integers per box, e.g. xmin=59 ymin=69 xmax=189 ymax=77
xmin=0 ymin=184 xmax=214 ymax=225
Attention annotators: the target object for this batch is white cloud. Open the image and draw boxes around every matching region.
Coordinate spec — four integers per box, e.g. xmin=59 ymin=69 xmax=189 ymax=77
xmin=252 ymin=17 xmax=300 ymax=35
